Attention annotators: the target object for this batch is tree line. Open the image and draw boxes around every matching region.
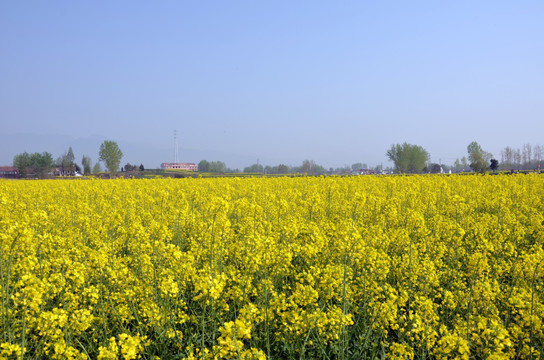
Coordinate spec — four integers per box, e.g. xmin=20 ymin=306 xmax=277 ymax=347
xmin=13 ymin=151 xmax=55 ymax=179
xmin=242 ymin=160 xmax=328 ymax=175
xmin=232 ymin=141 xmax=543 ymax=175
xmin=197 ymin=159 xmax=332 ymax=175
xmin=500 ymin=144 xmax=543 ymax=171
xmin=197 ymin=159 xmax=383 ymax=176
xmin=12 ymin=140 xmax=125 ymax=178
xmin=387 ymin=141 xmax=543 ymax=174
xmin=385 ymin=141 xmax=502 ymax=174
xmin=12 ymin=139 xmax=542 ymax=179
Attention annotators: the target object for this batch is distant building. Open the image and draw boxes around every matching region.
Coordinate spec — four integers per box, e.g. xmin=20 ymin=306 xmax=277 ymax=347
xmin=0 ymin=166 xmax=18 ymax=178
xmin=161 ymin=162 xmax=198 ymax=171
xmin=354 ymin=168 xmax=377 ymax=175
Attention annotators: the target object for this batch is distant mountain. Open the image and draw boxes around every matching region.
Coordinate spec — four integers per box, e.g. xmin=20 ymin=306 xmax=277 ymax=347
xmin=0 ymin=132 xmax=257 ymax=170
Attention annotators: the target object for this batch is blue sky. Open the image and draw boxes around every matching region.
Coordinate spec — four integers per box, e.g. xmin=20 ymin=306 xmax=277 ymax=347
xmin=1 ymin=1 xmax=543 ymax=169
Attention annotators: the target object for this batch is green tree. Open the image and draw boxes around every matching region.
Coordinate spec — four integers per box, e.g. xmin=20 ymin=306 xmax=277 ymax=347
xmin=490 ymin=159 xmax=499 ymax=173
xmin=92 ymin=162 xmax=101 ymax=174
xmin=198 ymin=160 xmax=227 ymax=172
xmin=13 ymin=152 xmax=30 ymax=178
xmin=198 ymin=160 xmax=210 ymax=172
xmin=386 ymin=142 xmax=430 ymax=173
xmin=295 ymin=160 xmax=326 ymax=175
xmin=99 ymin=140 xmax=123 ymax=175
xmin=428 ymin=163 xmax=442 ymax=174
xmin=453 ymin=158 xmax=461 ymax=171
xmin=56 ymin=147 xmax=77 ymax=175
xmin=13 ymin=152 xmax=54 ymax=178
xmin=208 ymin=161 xmax=226 ymax=173
xmin=30 ymin=152 xmax=55 ymax=178
xmin=244 ymin=163 xmax=264 ymax=173
xmin=66 ymin=146 xmax=75 ymax=174
xmin=467 ymin=141 xmax=491 ymax=173
xmin=81 ymin=155 xmax=92 ymax=175
xmin=277 ymin=164 xmax=289 ymax=174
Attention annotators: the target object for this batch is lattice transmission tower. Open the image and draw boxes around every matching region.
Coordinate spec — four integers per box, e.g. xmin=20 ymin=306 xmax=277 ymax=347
xmin=174 ymin=130 xmax=179 ymax=163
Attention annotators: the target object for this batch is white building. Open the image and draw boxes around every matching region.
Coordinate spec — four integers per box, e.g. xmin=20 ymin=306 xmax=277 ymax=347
xmin=161 ymin=162 xmax=198 ymax=171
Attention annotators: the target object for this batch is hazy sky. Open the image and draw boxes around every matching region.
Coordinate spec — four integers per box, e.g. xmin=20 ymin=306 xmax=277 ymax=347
xmin=1 ymin=1 xmax=543 ymax=168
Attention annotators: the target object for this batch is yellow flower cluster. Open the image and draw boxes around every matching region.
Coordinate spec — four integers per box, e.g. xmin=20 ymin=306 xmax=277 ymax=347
xmin=0 ymin=174 xmax=543 ymax=359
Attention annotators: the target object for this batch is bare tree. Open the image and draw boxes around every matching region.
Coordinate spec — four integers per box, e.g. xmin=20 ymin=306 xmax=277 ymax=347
xmin=514 ymin=149 xmax=522 ymax=170
xmin=461 ymin=156 xmax=468 ymax=170
xmin=501 ymin=146 xmax=513 ymax=170
xmin=533 ymin=145 xmax=543 ymax=169
xmin=522 ymin=143 xmax=532 ymax=169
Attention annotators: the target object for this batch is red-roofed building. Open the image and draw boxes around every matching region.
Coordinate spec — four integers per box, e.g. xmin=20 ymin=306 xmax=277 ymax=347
xmin=0 ymin=166 xmax=19 ymax=178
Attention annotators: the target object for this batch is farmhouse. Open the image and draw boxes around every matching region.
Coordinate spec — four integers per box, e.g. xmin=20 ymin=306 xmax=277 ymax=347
xmin=161 ymin=162 xmax=198 ymax=171
xmin=0 ymin=166 xmax=18 ymax=178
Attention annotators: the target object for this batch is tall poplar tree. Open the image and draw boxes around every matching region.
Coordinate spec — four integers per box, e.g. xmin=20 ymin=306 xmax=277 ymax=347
xmin=99 ymin=141 xmax=123 ymax=175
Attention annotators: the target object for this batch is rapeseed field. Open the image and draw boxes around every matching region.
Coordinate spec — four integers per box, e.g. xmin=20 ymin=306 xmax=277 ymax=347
xmin=0 ymin=175 xmax=543 ymax=359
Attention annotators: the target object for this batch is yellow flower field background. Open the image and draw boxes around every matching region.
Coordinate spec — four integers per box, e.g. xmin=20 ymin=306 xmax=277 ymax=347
xmin=1 ymin=175 xmax=543 ymax=359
